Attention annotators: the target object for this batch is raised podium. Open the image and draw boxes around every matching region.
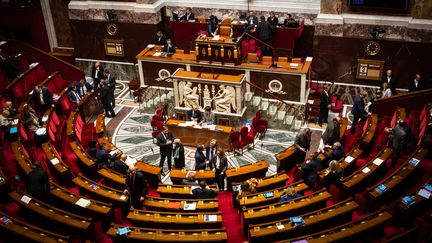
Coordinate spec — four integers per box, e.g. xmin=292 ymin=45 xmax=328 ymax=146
xmin=195 ymin=35 xmax=241 ymax=65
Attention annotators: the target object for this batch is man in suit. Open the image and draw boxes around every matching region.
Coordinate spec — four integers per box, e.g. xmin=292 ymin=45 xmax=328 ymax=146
xmin=187 ymin=105 xmax=202 ymax=122
xmin=300 ymin=152 xmax=322 ymax=189
xmin=321 ymin=116 xmax=341 ymax=146
xmin=86 ymin=140 xmax=98 ymax=158
xmin=172 ymin=138 xmax=185 ymax=169
xmin=318 ymin=86 xmax=331 ymax=126
xmin=163 ymin=38 xmax=176 ymax=53
xmin=214 ymin=150 xmax=228 ymax=191
xmin=350 ymin=90 xmax=369 ymax=134
xmin=98 ymin=80 xmax=116 ymax=118
xmin=294 ymin=128 xmax=311 ymax=163
xmin=180 ymin=8 xmax=195 ymax=21
xmin=207 ymin=15 xmax=218 ymax=36
xmin=382 ymin=69 xmax=397 ymax=94
xmin=124 ymin=164 xmax=148 ymax=209
xmin=192 ymin=180 xmax=218 ymax=199
xmin=95 ymin=144 xmax=114 ymax=169
xmin=255 ymin=16 xmax=274 ymax=56
xmin=27 ymin=161 xmax=50 ymax=201
xmin=27 ymin=85 xmax=53 ymax=113
xmin=104 ymin=69 xmax=116 ymax=108
xmin=267 ymin=11 xmax=279 ymax=28
xmin=206 ymin=139 xmax=218 ymax=170
xmin=409 ymin=74 xmax=423 ymax=92
xmin=77 ymin=79 xmax=93 ymax=97
xmin=386 ymin=120 xmax=407 ymax=166
xmin=246 ymin=11 xmax=258 ymax=27
xmin=68 ymin=83 xmax=82 ymax=105
xmin=322 ymin=141 xmax=345 ymax=168
xmin=91 ymin=62 xmax=104 ymax=88
xmin=155 ymin=31 xmax=167 ymax=45
xmin=201 ymin=106 xmax=215 ymax=124
xmin=156 ymin=126 xmax=175 ymax=174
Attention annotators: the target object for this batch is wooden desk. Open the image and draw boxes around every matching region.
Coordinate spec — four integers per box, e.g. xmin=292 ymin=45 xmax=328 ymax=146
xmin=95 ymin=113 xmax=106 ymax=137
xmin=72 ymin=174 xmax=129 ymax=207
xmin=242 ymin=190 xmax=331 ymax=227
xmin=50 ymin=181 xmax=112 ymax=219
xmin=249 ymin=199 xmax=358 ymax=243
xmin=11 ymin=141 xmax=32 ymax=175
xmin=165 ymin=119 xmax=233 ymax=151
xmin=232 ymin=172 xmax=288 ymax=194
xmin=226 ymin=160 xmax=269 ymax=190
xmin=170 ymin=169 xmax=215 ymax=184
xmin=368 ymin=148 xmax=428 ymax=201
xmin=318 ymin=146 xmax=363 ymax=182
xmin=279 ymin=209 xmax=392 ymax=243
xmin=0 ymin=211 xmax=70 ymax=243
xmin=127 ymin=210 xmax=223 ymax=229
xmin=98 ymin=167 xmax=126 ymax=191
xmin=144 ymin=196 xmax=219 ymax=212
xmin=66 ymin=111 xmax=77 ymax=137
xmin=275 ymin=145 xmax=297 ymax=173
xmin=107 ymin=224 xmax=227 ymax=242
xmin=157 ymin=184 xmax=218 ymax=199
xmin=69 ymin=141 xmax=96 ymax=171
xmin=9 ymin=190 xmax=92 ymax=233
xmin=195 ymin=35 xmax=241 ymax=65
xmin=139 ymin=47 xmax=197 ymax=62
xmin=42 ymin=142 xmax=70 ymax=179
xmin=398 ymin=178 xmax=432 ymax=213
xmin=339 ymin=117 xmax=348 ymax=140
xmin=342 ymin=147 xmax=393 ymax=192
xmin=238 ymin=180 xmax=309 ymax=210
xmin=361 ymin=114 xmax=378 ymax=145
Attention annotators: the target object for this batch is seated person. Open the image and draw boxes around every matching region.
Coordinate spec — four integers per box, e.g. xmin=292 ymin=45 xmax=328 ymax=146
xmin=95 ymin=144 xmax=115 ymax=168
xmin=322 ymin=160 xmax=343 ymax=189
xmin=322 ymin=141 xmax=345 ymax=168
xmin=2 ymin=101 xmax=17 ymax=118
xmin=182 ymin=170 xmax=199 ymax=185
xmin=187 ymin=105 xmax=202 ymax=122
xmin=87 ymin=140 xmax=98 ymax=158
xmin=201 ymin=106 xmax=215 ymax=124
xmin=155 ymin=31 xmax=167 ymax=45
xmin=236 ymin=181 xmax=255 ymax=201
xmin=246 ymin=178 xmax=258 ymax=192
xmin=300 ymin=152 xmax=323 ymax=189
xmin=279 ymin=186 xmax=302 ymax=203
xmin=20 ymin=104 xmax=40 ymax=132
xmin=162 ymin=38 xmax=176 ymax=53
xmin=195 ymin=144 xmax=207 ymax=170
xmin=0 ymin=110 xmax=12 ymax=128
xmin=77 ymin=79 xmax=93 ymax=97
xmin=207 ymin=15 xmax=218 ymax=36
xmin=192 ymin=180 xmax=217 ymax=199
xmin=68 ymin=84 xmax=82 ymax=104
xmin=180 ymin=7 xmax=195 ymax=21
xmin=282 ymin=13 xmax=295 ymax=27
xmin=111 ymin=154 xmax=129 ymax=174
xmin=27 ymin=85 xmax=53 ymax=114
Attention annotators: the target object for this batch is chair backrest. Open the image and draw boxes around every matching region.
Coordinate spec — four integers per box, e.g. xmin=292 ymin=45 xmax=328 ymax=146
xmin=240 ymin=127 xmax=249 ymax=138
xmin=229 ymin=131 xmax=240 ymax=141
xmin=219 ymin=26 xmax=231 ymax=37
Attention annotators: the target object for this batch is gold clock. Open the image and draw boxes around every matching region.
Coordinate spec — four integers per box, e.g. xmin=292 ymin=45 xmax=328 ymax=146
xmin=365 ymin=40 xmax=380 ymax=56
xmin=107 ymin=23 xmax=118 ymax=36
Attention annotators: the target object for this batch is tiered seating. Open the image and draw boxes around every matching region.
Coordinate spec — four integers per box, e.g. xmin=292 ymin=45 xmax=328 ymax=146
xmin=143 ymin=196 xmax=219 ymax=212
xmin=226 ymin=160 xmax=269 ymax=190
xmin=157 ymin=184 xmax=218 ymax=199
xmin=67 ymin=111 xmax=96 ymax=147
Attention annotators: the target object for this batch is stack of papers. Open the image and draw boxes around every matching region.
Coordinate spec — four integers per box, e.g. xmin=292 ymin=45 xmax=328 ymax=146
xmin=345 ymin=156 xmax=354 ymax=163
xmin=50 ymin=158 xmax=60 ymax=165
xmin=202 ymin=124 xmax=216 ymax=130
xmin=75 ymin=198 xmax=91 ymax=208
xmin=409 ymin=158 xmax=420 ymax=167
xmin=153 ymin=52 xmax=162 ymax=57
xmin=263 ymin=192 xmax=274 ymax=198
xmin=373 ymin=158 xmax=384 ymax=166
xmin=418 ymin=189 xmax=431 ymax=199
xmin=125 ymin=156 xmax=137 ymax=165
xmin=35 ymin=127 xmax=46 ymax=136
xmin=20 ymin=195 xmax=32 ymax=204
xmin=184 ymin=121 xmax=196 ymax=126
xmin=204 ymin=215 xmax=217 ymax=222
xmin=212 ymin=35 xmax=220 ymax=41
xmin=184 ymin=203 xmax=197 ymax=210
xmin=362 ymin=167 xmax=371 ymax=174
xmin=147 ymin=44 xmax=155 ymax=49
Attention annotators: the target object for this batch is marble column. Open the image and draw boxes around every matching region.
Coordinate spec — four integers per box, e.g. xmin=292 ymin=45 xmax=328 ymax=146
xmin=235 ymin=86 xmax=242 ymax=114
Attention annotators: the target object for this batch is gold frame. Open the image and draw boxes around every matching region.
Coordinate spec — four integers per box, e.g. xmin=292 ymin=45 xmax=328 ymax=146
xmin=104 ymin=39 xmax=124 ymax=57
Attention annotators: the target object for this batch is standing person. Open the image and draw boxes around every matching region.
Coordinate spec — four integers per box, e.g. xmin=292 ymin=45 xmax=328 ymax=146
xmin=98 ymin=80 xmax=116 ymax=118
xmin=172 ymin=138 xmax=185 ymax=169
xmin=254 ymin=16 xmax=274 ymax=56
xmin=77 ymin=79 xmax=93 ymax=97
xmin=213 ymin=150 xmax=228 ymax=191
xmin=155 ymin=31 xmax=167 ymax=45
xmin=318 ymin=86 xmax=331 ymax=127
xmin=246 ymin=11 xmax=258 ymax=28
xmin=156 ymin=127 xmax=174 ymax=175
xmin=27 ymin=161 xmax=50 ymax=201
xmin=267 ymin=11 xmax=279 ymax=27
xmin=350 ymin=90 xmax=369 ymax=134
xmin=180 ymin=7 xmax=195 ymax=21
xmin=27 ymin=85 xmax=53 ymax=114
xmin=408 ymin=74 xmax=423 ymax=92
xmin=321 ymin=116 xmax=341 ymax=146
xmin=282 ymin=13 xmax=295 ymax=27
xmin=91 ymin=62 xmax=104 ymax=89
xmin=207 ymin=15 xmax=218 ymax=37
xmin=294 ymin=128 xmax=311 ymax=163
xmin=195 ymin=144 xmax=207 ymax=170
xmin=206 ymin=139 xmax=219 ymax=169
xmin=382 ymin=69 xmax=396 ymax=94
xmin=386 ymin=120 xmax=407 ymax=166
xmin=105 ymin=69 xmax=116 ymax=108
xmin=124 ymin=164 xmax=147 ymax=209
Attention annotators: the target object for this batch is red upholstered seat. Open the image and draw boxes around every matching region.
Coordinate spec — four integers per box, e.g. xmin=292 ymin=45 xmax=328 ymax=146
xmin=240 ymin=126 xmax=254 ymax=149
xmin=152 ymin=130 xmax=161 ymax=143
xmin=229 ymin=131 xmax=243 ymax=154
xmin=326 ymin=185 xmax=342 ymax=207
xmin=331 ymin=99 xmax=343 ymax=113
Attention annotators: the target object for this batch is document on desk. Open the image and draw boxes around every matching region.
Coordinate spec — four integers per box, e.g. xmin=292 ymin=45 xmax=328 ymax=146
xmin=75 ymin=198 xmax=91 ymax=208
xmin=20 ymin=195 xmax=32 ymax=204
xmin=153 ymin=52 xmax=162 ymax=57
xmin=212 ymin=35 xmax=220 ymax=41
xmin=204 ymin=214 xmax=217 ymax=222
xmin=345 ymin=156 xmax=354 ymax=163
xmin=125 ymin=156 xmax=137 ymax=165
xmin=184 ymin=203 xmax=197 ymax=210
xmin=50 ymin=158 xmax=60 ymax=165
xmin=35 ymin=127 xmax=46 ymax=135
xmin=373 ymin=158 xmax=384 ymax=166
xmin=184 ymin=121 xmax=196 ymax=126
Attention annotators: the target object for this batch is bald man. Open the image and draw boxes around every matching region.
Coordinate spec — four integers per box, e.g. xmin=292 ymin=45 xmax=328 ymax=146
xmin=124 ymin=164 xmax=147 ymax=209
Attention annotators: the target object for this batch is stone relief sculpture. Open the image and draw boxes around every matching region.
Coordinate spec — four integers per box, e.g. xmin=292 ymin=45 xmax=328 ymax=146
xmin=213 ymin=85 xmax=236 ymax=113
xmin=179 ymin=81 xmax=200 ymax=108
xmin=203 ymin=84 xmax=212 ymax=108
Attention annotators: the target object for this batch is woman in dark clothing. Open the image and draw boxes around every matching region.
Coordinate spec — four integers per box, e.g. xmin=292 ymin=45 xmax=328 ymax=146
xmin=322 ymin=160 xmax=343 ymax=189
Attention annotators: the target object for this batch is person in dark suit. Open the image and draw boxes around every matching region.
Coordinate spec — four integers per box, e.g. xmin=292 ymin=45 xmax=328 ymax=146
xmin=95 ymin=144 xmax=113 ymax=168
xmin=206 ymin=139 xmax=219 ymax=170
xmin=294 ymin=128 xmax=311 ymax=163
xmin=156 ymin=126 xmax=175 ymax=174
xmin=382 ymin=69 xmax=397 ymax=94
xmin=124 ymin=164 xmax=148 ymax=209
xmin=267 ymin=11 xmax=279 ymax=27
xmin=282 ymin=13 xmax=295 ymax=27
xmin=87 ymin=140 xmax=98 ymax=159
xmin=180 ymin=8 xmax=195 ymax=21
xmin=77 ymin=79 xmax=93 ymax=97
xmin=27 ymin=161 xmax=50 ymax=201
xmin=318 ymin=86 xmax=331 ymax=126
xmin=68 ymin=84 xmax=82 ymax=104
xmin=322 ymin=142 xmax=345 ymax=168
xmin=155 ymin=31 xmax=167 ymax=45
xmin=207 ymin=15 xmax=218 ymax=36
xmin=27 ymin=85 xmax=53 ymax=113
xmin=350 ymin=91 xmax=369 ymax=134
xmin=195 ymin=144 xmax=207 ymax=170
xmin=187 ymin=106 xmax=202 ymax=122
xmin=162 ymin=38 xmax=176 ymax=53
xmin=300 ymin=152 xmax=323 ymax=189
xmin=322 ymin=160 xmax=343 ymax=189
xmin=104 ymin=69 xmax=116 ymax=108
xmin=408 ymin=74 xmax=423 ymax=92
xmin=386 ymin=120 xmax=407 ymax=166
xmin=91 ymin=62 xmax=104 ymax=88
xmin=214 ymin=150 xmax=228 ymax=191
xmin=246 ymin=11 xmax=258 ymax=27
xmin=98 ymin=80 xmax=116 ymax=118
xmin=192 ymin=180 xmax=218 ymax=199
xmin=172 ymin=138 xmax=185 ymax=169
xmin=255 ymin=16 xmax=275 ymax=56
xmin=321 ymin=117 xmax=341 ymax=146
xmin=201 ymin=106 xmax=215 ymax=124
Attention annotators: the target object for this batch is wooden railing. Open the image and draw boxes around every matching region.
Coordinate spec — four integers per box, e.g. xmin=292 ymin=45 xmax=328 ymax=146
xmin=373 ymin=88 xmax=432 ymax=116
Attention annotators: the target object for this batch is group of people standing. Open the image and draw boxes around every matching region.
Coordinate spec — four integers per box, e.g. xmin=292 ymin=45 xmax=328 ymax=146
xmin=90 ymin=62 xmax=117 ymax=118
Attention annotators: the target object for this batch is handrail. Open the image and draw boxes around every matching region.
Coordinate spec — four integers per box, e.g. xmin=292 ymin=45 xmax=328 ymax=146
xmin=373 ymin=88 xmax=432 ymax=116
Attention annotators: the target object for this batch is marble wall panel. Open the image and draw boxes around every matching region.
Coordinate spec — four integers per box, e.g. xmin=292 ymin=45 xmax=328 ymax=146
xmin=320 ymin=0 xmax=342 ymax=14
xmin=76 ymin=59 xmax=138 ymax=81
xmin=49 ymin=0 xmax=73 ymax=47
xmin=69 ymin=9 xmax=162 ymax=24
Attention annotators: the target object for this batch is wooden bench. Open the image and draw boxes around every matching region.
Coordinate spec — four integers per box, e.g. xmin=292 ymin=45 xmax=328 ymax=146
xmin=277 ymin=209 xmax=392 ymax=243
xmin=144 ymin=196 xmax=219 ymax=212
xmin=360 ymin=114 xmax=378 ymax=146
xmin=0 ymin=211 xmax=71 ymax=243
xmin=275 ymin=145 xmax=296 ymax=173
xmin=11 ymin=141 xmax=32 ymax=175
xmin=170 ymin=169 xmax=215 ymax=185
xmin=106 ymin=224 xmax=227 ymax=242
xmin=98 ymin=167 xmax=126 ymax=190
xmin=42 ymin=141 xmax=70 ymax=181
xmin=398 ymin=178 xmax=432 ymax=214
xmin=248 ymin=199 xmax=358 ymax=243
xmin=69 ymin=141 xmax=96 ymax=173
xmin=157 ymin=184 xmax=218 ymax=199
xmin=127 ymin=210 xmax=223 ymax=229
xmin=226 ymin=160 xmax=269 ymax=190
xmin=318 ymin=146 xmax=363 ymax=184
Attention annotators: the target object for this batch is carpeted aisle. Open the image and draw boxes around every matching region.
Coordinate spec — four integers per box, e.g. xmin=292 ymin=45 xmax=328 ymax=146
xmin=217 ymin=191 xmax=247 ymax=243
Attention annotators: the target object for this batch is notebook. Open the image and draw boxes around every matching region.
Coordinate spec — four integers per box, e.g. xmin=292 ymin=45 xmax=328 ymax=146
xmin=184 ymin=203 xmax=197 ymax=210
xmin=263 ymin=191 xmax=274 ymax=198
xmin=116 ymin=227 xmax=131 ymax=235
xmin=408 ymin=158 xmax=420 ymax=167
xmin=9 ymin=127 xmax=17 ymax=134
xmin=375 ymin=184 xmax=387 ymax=194
xmin=418 ymin=189 xmax=431 ymax=199
xmin=401 ymin=196 xmax=415 ymax=207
